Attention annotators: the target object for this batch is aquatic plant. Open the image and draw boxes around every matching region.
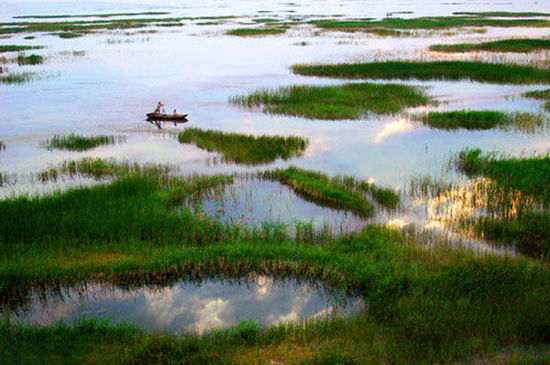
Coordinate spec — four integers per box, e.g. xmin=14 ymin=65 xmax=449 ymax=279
xmin=523 ymin=89 xmax=550 ymax=111
xmin=226 ymin=28 xmax=286 ymax=36
xmin=292 ymin=61 xmax=550 ymax=84
xmin=57 ymin=32 xmax=83 ymax=38
xmin=0 ymin=45 xmax=43 ymax=53
xmin=41 ymin=134 xmax=125 ymax=151
xmin=231 ymin=83 xmax=429 ymax=119
xmin=453 ymin=11 xmax=550 ymax=17
xmin=177 ymin=128 xmax=308 ymax=166
xmin=429 ymin=39 xmax=550 ymax=53
xmin=416 ymin=110 xmax=549 ymax=132
xmin=16 ymin=53 xmax=43 ymax=65
xmin=0 ymin=71 xmax=37 ymax=84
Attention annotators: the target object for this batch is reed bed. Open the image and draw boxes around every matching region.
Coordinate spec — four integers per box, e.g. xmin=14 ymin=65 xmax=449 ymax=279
xmin=292 ymin=61 xmax=550 ymax=84
xmin=429 ymin=39 xmax=550 ymax=53
xmin=177 ymin=128 xmax=308 ymax=165
xmin=0 ymin=71 xmax=37 ymax=84
xmin=0 ymin=45 xmax=43 ymax=53
xmin=226 ymin=28 xmax=286 ymax=36
xmin=416 ymin=110 xmax=549 ymax=132
xmin=16 ymin=53 xmax=43 ymax=65
xmin=231 ymin=83 xmax=429 ymax=119
xmin=524 ymin=89 xmax=550 ymax=111
xmin=42 ymin=134 xmax=125 ymax=151
xmin=453 ymin=11 xmax=550 ymax=17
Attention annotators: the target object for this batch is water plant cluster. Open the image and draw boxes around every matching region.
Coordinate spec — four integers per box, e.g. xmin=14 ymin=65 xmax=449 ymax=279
xmin=0 ymin=45 xmax=44 ymax=53
xmin=524 ymin=89 xmax=550 ymax=111
xmin=16 ymin=53 xmax=43 ymax=65
xmin=177 ymin=128 xmax=308 ymax=165
xmin=429 ymin=38 xmax=550 ymax=53
xmin=41 ymin=134 xmax=125 ymax=151
xmin=226 ymin=28 xmax=286 ymax=36
xmin=231 ymin=83 xmax=430 ymax=119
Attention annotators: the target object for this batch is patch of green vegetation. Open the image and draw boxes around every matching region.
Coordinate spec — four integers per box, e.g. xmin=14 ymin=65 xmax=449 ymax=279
xmin=453 ymin=11 xmax=550 ymax=17
xmin=13 ymin=12 xmax=171 ymax=19
xmin=311 ymin=16 xmax=550 ymax=31
xmin=252 ymin=18 xmax=280 ymax=23
xmin=523 ymin=89 xmax=550 ymax=111
xmin=41 ymin=134 xmax=125 ymax=152
xmin=0 ymin=71 xmax=36 ymax=84
xmin=177 ymin=128 xmax=308 ymax=166
xmin=430 ymin=39 xmax=550 ymax=53
xmin=17 ymin=53 xmax=43 ymax=65
xmin=416 ymin=110 xmax=548 ymax=132
xmin=57 ymin=32 xmax=83 ymax=38
xmin=230 ymin=83 xmax=429 ymax=119
xmin=0 ymin=44 xmax=43 ymax=53
xmin=292 ymin=61 xmax=550 ymax=84
xmin=454 ymin=149 xmax=550 ymax=258
xmin=226 ymin=27 xmax=286 ymax=36
xmin=23 ymin=36 xmax=35 ymax=39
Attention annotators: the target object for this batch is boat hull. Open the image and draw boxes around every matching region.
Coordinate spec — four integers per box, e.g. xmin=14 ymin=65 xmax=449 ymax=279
xmin=146 ymin=112 xmax=188 ymax=121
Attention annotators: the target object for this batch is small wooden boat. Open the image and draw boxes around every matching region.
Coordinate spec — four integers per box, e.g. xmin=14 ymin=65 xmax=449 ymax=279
xmin=146 ymin=112 xmax=188 ymax=121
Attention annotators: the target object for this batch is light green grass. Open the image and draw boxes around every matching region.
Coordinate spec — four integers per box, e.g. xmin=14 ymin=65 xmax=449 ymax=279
xmin=16 ymin=53 xmax=42 ymax=65
xmin=226 ymin=28 xmax=286 ymax=36
xmin=292 ymin=61 xmax=550 ymax=84
xmin=177 ymin=128 xmax=308 ymax=166
xmin=0 ymin=44 xmax=43 ymax=53
xmin=231 ymin=83 xmax=430 ymax=119
xmin=429 ymin=39 xmax=550 ymax=53
xmin=0 ymin=71 xmax=37 ymax=84
xmin=41 ymin=134 xmax=125 ymax=151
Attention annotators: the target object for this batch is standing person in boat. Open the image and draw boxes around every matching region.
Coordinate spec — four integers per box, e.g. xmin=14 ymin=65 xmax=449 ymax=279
xmin=155 ymin=101 xmax=165 ymax=114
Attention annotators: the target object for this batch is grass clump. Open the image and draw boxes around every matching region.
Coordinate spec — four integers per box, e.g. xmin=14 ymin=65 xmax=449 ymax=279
xmin=226 ymin=28 xmax=286 ymax=36
xmin=57 ymin=32 xmax=83 ymax=38
xmin=16 ymin=53 xmax=43 ymax=65
xmin=429 ymin=39 xmax=550 ymax=53
xmin=0 ymin=71 xmax=36 ymax=84
xmin=453 ymin=11 xmax=550 ymax=17
xmin=454 ymin=148 xmax=550 ymax=258
xmin=177 ymin=128 xmax=308 ymax=166
xmin=292 ymin=61 xmax=550 ymax=85
xmin=416 ymin=110 xmax=548 ymax=132
xmin=524 ymin=89 xmax=550 ymax=111
xmin=231 ymin=83 xmax=429 ymax=119
xmin=311 ymin=16 xmax=550 ymax=31
xmin=41 ymin=134 xmax=125 ymax=151
xmin=0 ymin=45 xmax=43 ymax=53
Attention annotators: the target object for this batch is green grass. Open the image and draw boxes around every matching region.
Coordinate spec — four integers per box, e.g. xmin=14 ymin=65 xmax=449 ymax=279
xmin=13 ymin=12 xmax=171 ymax=19
xmin=453 ymin=11 xmax=550 ymax=17
xmin=41 ymin=134 xmax=125 ymax=151
xmin=252 ymin=18 xmax=280 ymax=23
xmin=416 ymin=110 xmax=549 ymax=132
xmin=177 ymin=128 xmax=308 ymax=165
xmin=226 ymin=28 xmax=286 ymax=36
xmin=292 ymin=61 xmax=550 ymax=84
xmin=16 ymin=53 xmax=43 ymax=65
xmin=454 ymin=149 xmax=550 ymax=258
xmin=230 ymin=83 xmax=429 ymax=120
xmin=0 ymin=45 xmax=43 ymax=53
xmin=524 ymin=89 xmax=550 ymax=111
xmin=311 ymin=16 xmax=550 ymax=31
xmin=429 ymin=39 xmax=550 ymax=53
xmin=0 ymin=71 xmax=37 ymax=84
xmin=56 ymin=32 xmax=83 ymax=38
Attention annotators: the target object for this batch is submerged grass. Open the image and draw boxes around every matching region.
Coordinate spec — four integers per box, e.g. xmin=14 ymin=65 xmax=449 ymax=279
xmin=0 ymin=44 xmax=43 ymax=53
xmin=16 ymin=53 xmax=43 ymax=65
xmin=226 ymin=28 xmax=286 ymax=36
xmin=292 ymin=61 xmax=550 ymax=84
xmin=177 ymin=128 xmax=308 ymax=166
xmin=416 ymin=110 xmax=549 ymax=132
xmin=231 ymin=83 xmax=429 ymax=119
xmin=0 ymin=71 xmax=37 ymax=84
xmin=429 ymin=39 xmax=550 ymax=53
xmin=524 ymin=89 xmax=550 ymax=111
xmin=311 ymin=16 xmax=550 ymax=31
xmin=41 ymin=134 xmax=125 ymax=151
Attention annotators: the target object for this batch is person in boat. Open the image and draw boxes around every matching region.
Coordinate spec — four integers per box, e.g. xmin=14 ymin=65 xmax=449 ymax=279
xmin=154 ymin=101 xmax=165 ymax=114
xmin=173 ymin=109 xmax=178 ymax=116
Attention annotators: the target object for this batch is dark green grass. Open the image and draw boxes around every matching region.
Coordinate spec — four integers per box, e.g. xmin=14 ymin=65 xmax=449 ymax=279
xmin=0 ymin=45 xmax=43 ymax=53
xmin=523 ymin=89 xmax=550 ymax=111
xmin=292 ymin=61 xmax=550 ymax=84
xmin=226 ymin=28 xmax=286 ymax=36
xmin=177 ymin=128 xmax=308 ymax=166
xmin=16 ymin=53 xmax=42 ymax=65
xmin=417 ymin=110 xmax=548 ymax=132
xmin=41 ymin=134 xmax=125 ymax=151
xmin=311 ymin=16 xmax=550 ymax=31
xmin=252 ymin=18 xmax=280 ymax=23
xmin=13 ymin=12 xmax=171 ymax=19
xmin=230 ymin=83 xmax=430 ymax=119
xmin=57 ymin=32 xmax=83 ymax=38
xmin=429 ymin=39 xmax=550 ymax=53
xmin=0 ymin=71 xmax=37 ymax=84
xmin=454 ymin=149 xmax=550 ymax=258
xmin=453 ymin=11 xmax=550 ymax=17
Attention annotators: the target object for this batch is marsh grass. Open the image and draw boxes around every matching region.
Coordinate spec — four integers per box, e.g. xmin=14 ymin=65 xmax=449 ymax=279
xmin=453 ymin=11 xmax=550 ymax=17
xmin=524 ymin=89 xmax=550 ymax=111
xmin=226 ymin=28 xmax=286 ymax=36
xmin=262 ymin=167 xmax=399 ymax=217
xmin=429 ymin=39 xmax=550 ymax=53
xmin=416 ymin=110 xmax=549 ymax=132
xmin=177 ymin=128 xmax=308 ymax=166
xmin=292 ymin=61 xmax=550 ymax=84
xmin=231 ymin=83 xmax=429 ymax=119
xmin=0 ymin=71 xmax=37 ymax=84
xmin=57 ymin=32 xmax=83 ymax=38
xmin=41 ymin=134 xmax=125 ymax=151
xmin=0 ymin=44 xmax=43 ymax=53
xmin=311 ymin=16 xmax=550 ymax=31
xmin=16 ymin=53 xmax=43 ymax=65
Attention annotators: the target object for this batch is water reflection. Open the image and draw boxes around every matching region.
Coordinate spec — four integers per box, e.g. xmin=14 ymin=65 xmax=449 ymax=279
xmin=5 ymin=277 xmax=363 ymax=334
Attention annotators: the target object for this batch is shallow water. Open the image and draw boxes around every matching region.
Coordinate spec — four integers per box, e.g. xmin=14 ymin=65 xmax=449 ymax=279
xmin=3 ymin=277 xmax=363 ymax=334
